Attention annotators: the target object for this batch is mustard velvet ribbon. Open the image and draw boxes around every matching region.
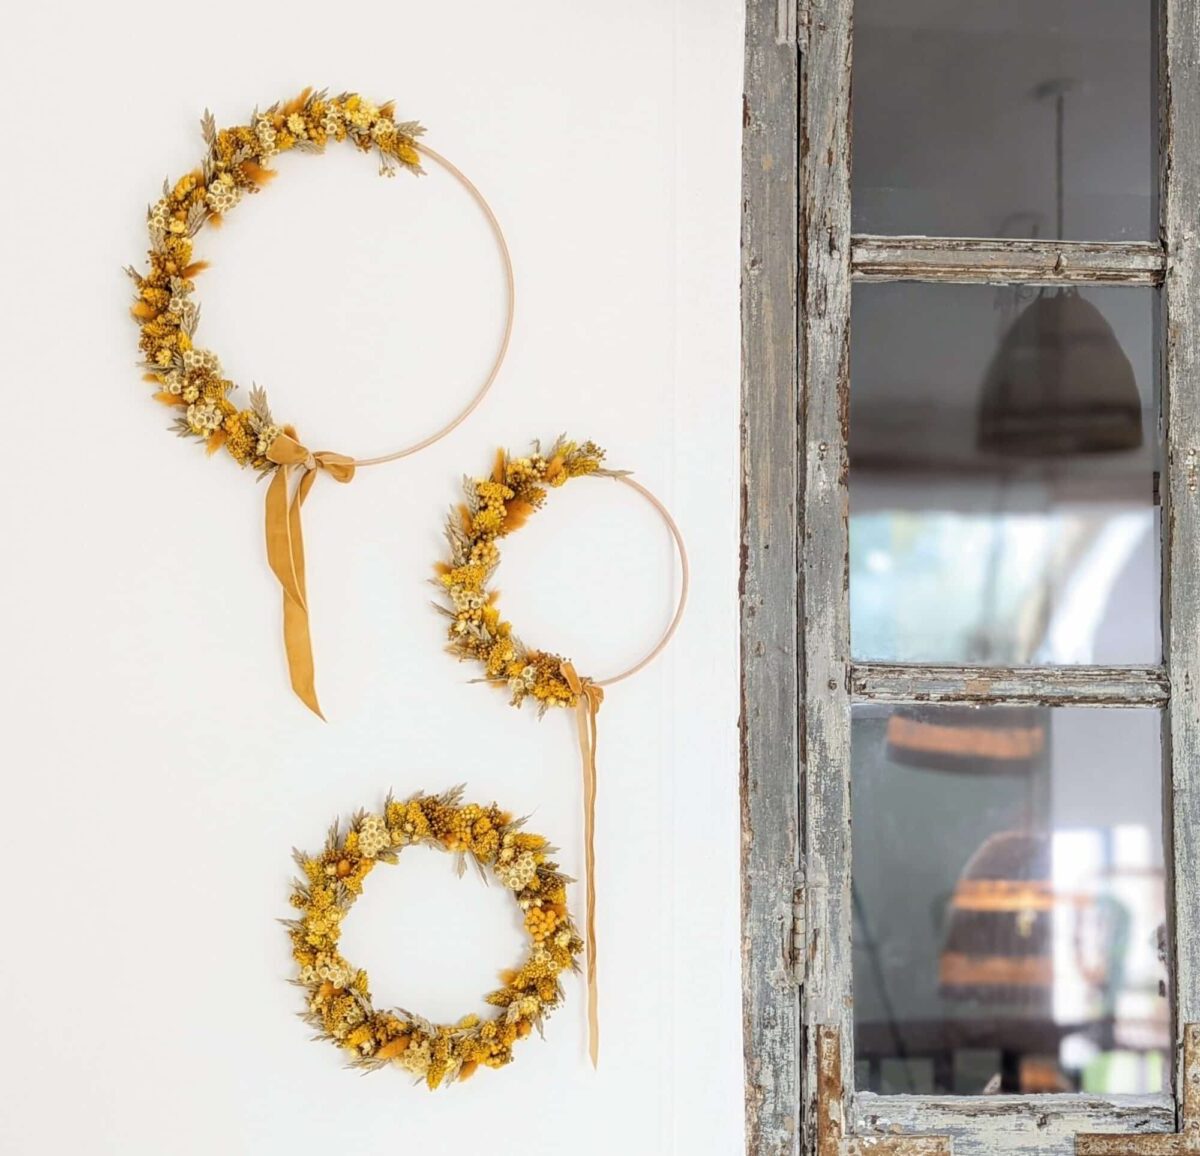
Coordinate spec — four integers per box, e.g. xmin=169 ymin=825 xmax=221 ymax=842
xmin=560 ymin=661 xmax=603 ymax=1067
xmin=264 ymin=431 xmax=356 ymax=718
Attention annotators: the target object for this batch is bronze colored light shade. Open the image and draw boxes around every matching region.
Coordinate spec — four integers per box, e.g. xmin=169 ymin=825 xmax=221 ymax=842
xmin=978 ymin=290 xmax=1144 ymax=458
xmin=940 ymin=832 xmax=1053 ymax=1006
xmin=885 ymin=705 xmax=1047 ymax=776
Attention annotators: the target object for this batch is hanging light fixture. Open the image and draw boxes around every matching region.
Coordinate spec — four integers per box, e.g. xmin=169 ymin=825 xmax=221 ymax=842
xmin=885 ymin=704 xmax=1046 ymax=776
xmin=977 ymin=80 xmax=1143 ymax=459
xmin=977 ymin=290 xmax=1143 ymax=457
xmin=939 ymin=831 xmax=1055 ymax=1006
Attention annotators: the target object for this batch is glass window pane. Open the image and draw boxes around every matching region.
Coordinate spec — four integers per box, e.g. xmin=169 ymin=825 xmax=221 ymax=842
xmin=849 ymin=282 xmax=1160 ymax=666
xmin=852 ymin=704 xmax=1169 ymax=1095
xmin=853 ymin=0 xmax=1155 ymax=240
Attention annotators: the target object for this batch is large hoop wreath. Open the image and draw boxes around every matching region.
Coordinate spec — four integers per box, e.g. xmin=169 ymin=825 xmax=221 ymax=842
xmin=286 ymin=787 xmax=582 ymax=1088
xmin=126 ymin=88 xmax=515 ymax=716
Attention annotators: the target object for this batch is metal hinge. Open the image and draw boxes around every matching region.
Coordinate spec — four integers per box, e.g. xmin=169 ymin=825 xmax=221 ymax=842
xmin=792 ymin=866 xmax=807 ymax=984
xmin=795 ymin=0 xmax=813 ymax=50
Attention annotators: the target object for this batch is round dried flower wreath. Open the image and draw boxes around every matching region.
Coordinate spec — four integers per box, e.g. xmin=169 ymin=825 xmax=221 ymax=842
xmin=126 ymin=87 xmax=515 ymax=717
xmin=287 ymin=787 xmax=582 ymax=1089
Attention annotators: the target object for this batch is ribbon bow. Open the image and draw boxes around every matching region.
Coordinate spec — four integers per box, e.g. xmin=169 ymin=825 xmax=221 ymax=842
xmin=264 ymin=430 xmax=356 ymax=719
xmin=560 ymin=661 xmax=604 ymax=1067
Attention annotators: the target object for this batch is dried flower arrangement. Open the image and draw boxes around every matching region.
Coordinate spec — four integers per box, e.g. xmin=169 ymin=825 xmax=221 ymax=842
xmin=286 ymin=787 xmax=582 ymax=1088
xmin=436 ymin=437 xmax=624 ymax=710
xmin=126 ymin=88 xmax=424 ymax=472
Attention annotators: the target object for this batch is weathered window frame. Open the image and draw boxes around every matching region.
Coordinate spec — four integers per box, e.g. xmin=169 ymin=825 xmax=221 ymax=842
xmin=739 ymin=2 xmax=1200 ymax=1155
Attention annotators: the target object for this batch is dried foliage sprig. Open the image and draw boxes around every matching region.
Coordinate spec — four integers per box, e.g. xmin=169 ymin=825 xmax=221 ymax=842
xmin=128 ymin=88 xmax=424 ymax=470
xmin=435 ymin=438 xmax=626 ymax=711
xmin=286 ymin=788 xmax=582 ymax=1088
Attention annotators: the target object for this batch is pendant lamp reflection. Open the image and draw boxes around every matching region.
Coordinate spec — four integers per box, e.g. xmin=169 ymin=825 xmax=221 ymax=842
xmin=885 ymin=705 xmax=1047 ymax=777
xmin=939 ymin=831 xmax=1054 ymax=1005
xmin=978 ymin=288 xmax=1143 ymax=458
xmin=978 ymin=79 xmax=1143 ymax=459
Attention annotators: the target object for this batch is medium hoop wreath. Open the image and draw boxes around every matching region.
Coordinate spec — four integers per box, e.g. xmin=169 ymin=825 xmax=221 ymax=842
xmin=286 ymin=787 xmax=582 ymax=1089
xmin=436 ymin=438 xmax=687 ymax=707
xmin=435 ymin=437 xmax=688 ymax=1063
xmin=127 ymin=88 xmax=514 ymax=717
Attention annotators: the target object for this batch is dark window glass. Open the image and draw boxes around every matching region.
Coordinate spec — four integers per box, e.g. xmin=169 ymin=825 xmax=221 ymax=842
xmin=852 ymin=704 xmax=1169 ymax=1095
xmin=849 ymin=282 xmax=1160 ymax=666
xmin=853 ymin=0 xmax=1156 ymax=240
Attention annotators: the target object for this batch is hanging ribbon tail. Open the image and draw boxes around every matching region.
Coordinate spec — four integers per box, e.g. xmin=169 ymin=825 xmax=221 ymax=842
xmin=264 ymin=432 xmax=356 ymax=720
xmin=561 ymin=661 xmax=603 ymax=1067
xmin=264 ymin=463 xmax=308 ymax=610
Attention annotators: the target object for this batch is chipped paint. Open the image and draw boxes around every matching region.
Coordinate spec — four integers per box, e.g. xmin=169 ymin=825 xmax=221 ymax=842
xmin=817 ymin=1027 xmax=953 ymax=1156
xmin=1075 ymin=1027 xmax=1200 ymax=1154
xmin=850 ymin=236 xmax=1165 ymax=286
xmin=851 ymin=664 xmax=1170 ymax=707
xmin=741 ymin=1 xmax=800 ymax=1153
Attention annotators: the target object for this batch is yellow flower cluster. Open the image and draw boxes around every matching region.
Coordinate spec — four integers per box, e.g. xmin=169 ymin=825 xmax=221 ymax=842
xmin=286 ymin=787 xmax=582 ymax=1088
xmin=437 ymin=437 xmax=612 ymax=710
xmin=127 ymin=88 xmax=424 ymax=471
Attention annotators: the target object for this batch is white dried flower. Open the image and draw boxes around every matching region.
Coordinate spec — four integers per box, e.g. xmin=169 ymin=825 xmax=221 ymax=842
xmin=398 ymin=1038 xmax=431 ymax=1074
xmin=321 ymin=106 xmax=342 ymax=137
xmin=255 ymin=423 xmax=281 ymax=457
xmin=186 ymin=401 xmax=224 ymax=436
xmin=182 ymin=348 xmax=220 ymax=374
xmin=494 ymin=850 xmax=538 ymax=891
xmin=357 ymin=813 xmax=389 ymax=859
xmin=204 ymin=173 xmax=242 ymax=214
xmin=148 ymin=198 xmax=171 ymax=230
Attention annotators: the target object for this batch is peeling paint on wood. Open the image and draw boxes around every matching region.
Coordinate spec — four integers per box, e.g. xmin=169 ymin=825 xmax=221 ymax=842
xmin=1075 ymin=1026 xmax=1200 ymax=1154
xmin=855 ymin=1095 xmax=1171 ymax=1156
xmin=1161 ymin=0 xmax=1200 ymax=1107
xmin=818 ymin=1027 xmax=952 ymax=1156
xmin=818 ymin=1027 xmax=848 ymax=1156
xmin=850 ymin=664 xmax=1170 ymax=707
xmin=799 ymin=1 xmax=856 ymax=1151
xmin=741 ymin=0 xmax=801 ymax=1153
xmin=851 ymin=237 xmax=1166 ymax=286
xmin=848 ymin=1139 xmax=955 ymax=1156
xmin=1079 ymin=1140 xmax=1200 ymax=1156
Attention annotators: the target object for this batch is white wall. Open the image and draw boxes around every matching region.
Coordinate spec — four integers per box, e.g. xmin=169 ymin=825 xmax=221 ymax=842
xmin=0 ymin=3 xmax=745 ymax=1153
